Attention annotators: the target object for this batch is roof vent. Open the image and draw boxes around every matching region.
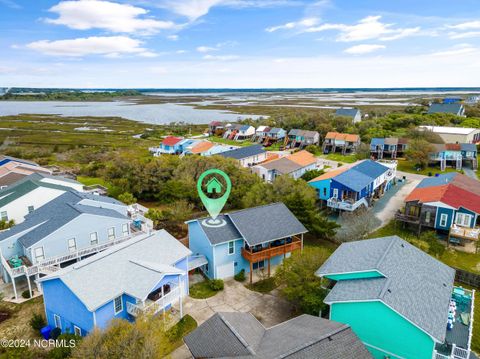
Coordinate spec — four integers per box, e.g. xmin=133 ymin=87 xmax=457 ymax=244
xmin=387 ymin=289 xmax=392 ymax=293
xmin=443 ymin=283 xmax=447 ymax=287
xmin=401 ymin=243 xmax=405 ymax=248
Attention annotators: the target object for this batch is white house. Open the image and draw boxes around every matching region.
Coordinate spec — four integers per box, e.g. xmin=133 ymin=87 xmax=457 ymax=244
xmin=218 ymin=145 xmax=267 ymax=167
xmin=253 ymin=150 xmax=319 ymax=182
xmin=0 ymin=173 xmax=85 ymax=224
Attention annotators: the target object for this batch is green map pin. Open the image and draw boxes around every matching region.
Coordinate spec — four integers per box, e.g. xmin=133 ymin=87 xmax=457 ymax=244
xmin=197 ymin=169 xmax=231 ymax=220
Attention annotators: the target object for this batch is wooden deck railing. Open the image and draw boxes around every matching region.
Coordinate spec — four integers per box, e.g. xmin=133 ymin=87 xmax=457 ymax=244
xmin=241 ymin=237 xmax=302 ymax=263
xmin=394 ymin=212 xmax=420 ymax=224
xmin=449 ymin=226 xmax=480 ymax=242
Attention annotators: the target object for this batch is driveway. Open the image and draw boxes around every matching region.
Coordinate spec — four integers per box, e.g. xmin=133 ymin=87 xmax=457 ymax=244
xmin=171 ymin=280 xmax=294 ymax=359
xmin=463 ymin=167 xmax=478 ymax=180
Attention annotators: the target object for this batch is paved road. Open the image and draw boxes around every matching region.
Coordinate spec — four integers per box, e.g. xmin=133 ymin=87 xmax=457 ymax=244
xmin=463 ymin=167 xmax=478 ymax=180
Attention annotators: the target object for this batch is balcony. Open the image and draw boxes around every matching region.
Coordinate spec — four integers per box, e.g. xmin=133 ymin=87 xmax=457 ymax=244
xmin=241 ymin=236 xmax=302 ymax=263
xmin=327 ymin=197 xmax=368 ymax=211
xmin=394 ymin=211 xmax=420 ymax=224
xmin=449 ymin=225 xmax=480 ymax=242
xmin=126 ymin=284 xmax=181 ymax=317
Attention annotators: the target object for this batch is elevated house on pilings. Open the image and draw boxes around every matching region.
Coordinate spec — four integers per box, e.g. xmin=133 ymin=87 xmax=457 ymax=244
xmin=186 ymin=203 xmax=307 ymax=284
xmin=395 ymin=173 xmax=480 ymax=253
xmin=428 ymin=143 xmax=478 ymax=171
xmin=322 ymin=132 xmax=360 ymax=155
xmin=370 ymin=137 xmax=409 ymax=160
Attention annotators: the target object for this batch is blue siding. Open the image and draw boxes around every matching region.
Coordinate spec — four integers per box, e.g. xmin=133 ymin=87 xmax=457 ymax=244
xmin=435 ymin=207 xmax=453 ymax=230
xmin=42 ymin=278 xmax=94 ymax=335
xmin=456 ymin=207 xmax=477 ymax=228
xmin=213 ymin=239 xmax=250 ymax=276
xmin=94 ymin=293 xmax=137 ymax=329
xmin=188 ymin=221 xmax=215 ymax=279
xmin=309 ymin=179 xmax=331 ymax=201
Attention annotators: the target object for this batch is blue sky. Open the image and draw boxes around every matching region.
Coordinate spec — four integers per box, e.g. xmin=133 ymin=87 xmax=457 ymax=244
xmin=1 ymin=0 xmax=480 ymax=88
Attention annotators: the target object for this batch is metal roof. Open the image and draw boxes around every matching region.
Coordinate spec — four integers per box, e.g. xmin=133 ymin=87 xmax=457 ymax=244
xmin=427 ymin=104 xmax=464 ymax=115
xmin=184 ymin=312 xmax=371 ymax=359
xmin=218 ymin=145 xmax=266 ymax=160
xmin=40 ymin=230 xmax=191 ymax=311
xmin=335 ymin=108 xmax=360 ymax=118
xmin=317 ymin=236 xmax=455 ymax=342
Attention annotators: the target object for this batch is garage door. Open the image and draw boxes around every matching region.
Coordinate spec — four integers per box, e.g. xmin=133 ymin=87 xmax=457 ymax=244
xmin=216 ymin=262 xmax=234 ymax=279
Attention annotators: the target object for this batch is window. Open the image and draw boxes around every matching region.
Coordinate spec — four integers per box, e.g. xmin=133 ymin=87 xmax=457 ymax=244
xmin=108 ymin=227 xmax=115 ymax=241
xmin=114 ymin=296 xmax=123 ymax=315
xmin=34 ymin=247 xmax=45 ymax=262
xmin=68 ymin=238 xmax=76 ymax=252
xmin=440 ymin=213 xmax=449 ymax=227
xmin=73 ymin=326 xmax=81 ymax=336
xmin=27 ymin=205 xmax=34 ymax=213
xmin=323 ymin=188 xmax=327 ymax=197
xmin=425 ymin=211 xmax=431 ymax=224
xmin=456 ymin=213 xmax=473 ymax=227
xmin=253 ymin=260 xmax=265 ymax=270
xmin=122 ymin=223 xmax=129 ymax=236
xmin=228 ymin=241 xmax=235 ymax=255
xmin=90 ymin=232 xmax=98 ymax=245
xmin=333 ymin=188 xmax=338 ymax=199
xmin=54 ymin=314 xmax=61 ymax=329
xmin=0 ymin=211 xmax=7 ymax=221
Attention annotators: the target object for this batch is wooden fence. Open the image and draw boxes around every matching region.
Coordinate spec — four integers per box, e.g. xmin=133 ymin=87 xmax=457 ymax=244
xmin=455 ymin=267 xmax=480 ymax=288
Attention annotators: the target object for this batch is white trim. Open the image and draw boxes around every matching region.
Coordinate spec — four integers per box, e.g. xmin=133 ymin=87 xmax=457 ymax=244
xmin=455 ymin=212 xmax=473 ymax=227
xmin=363 ymin=341 xmax=407 ymax=359
xmin=68 ymin=238 xmax=76 ymax=253
xmin=73 ymin=325 xmax=81 ymax=336
xmin=319 ymin=269 xmax=386 ymax=278
xmin=122 ymin=223 xmax=129 ymax=237
xmin=53 ymin=314 xmax=61 ymax=329
xmin=113 ymin=296 xmax=123 ymax=315
xmin=34 ymin=246 xmax=45 ymax=263
xmin=439 ymin=213 xmax=449 ymax=227
xmin=108 ymin=227 xmax=116 ymax=241
xmin=227 ymin=240 xmax=235 ymax=255
xmin=92 ymin=311 xmax=97 ymax=327
xmin=423 ymin=201 xmax=456 ymax=210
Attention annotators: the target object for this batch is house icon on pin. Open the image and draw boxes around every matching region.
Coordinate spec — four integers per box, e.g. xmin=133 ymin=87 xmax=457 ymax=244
xmin=206 ymin=177 xmax=223 ymax=194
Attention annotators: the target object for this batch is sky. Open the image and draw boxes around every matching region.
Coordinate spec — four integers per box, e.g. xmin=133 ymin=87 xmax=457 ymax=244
xmin=1 ymin=0 xmax=480 ymax=88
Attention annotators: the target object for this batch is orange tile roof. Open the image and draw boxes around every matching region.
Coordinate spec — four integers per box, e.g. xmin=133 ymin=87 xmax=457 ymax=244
xmin=325 ymin=132 xmax=359 ymax=142
xmin=190 ymin=141 xmax=214 ymax=154
xmin=345 ymin=134 xmax=360 ymax=142
xmin=325 ymin=132 xmax=340 ymax=139
xmin=287 ymin=150 xmax=317 ymax=167
xmin=405 ymin=185 xmax=449 ymax=203
xmin=308 ymin=165 xmax=350 ymax=182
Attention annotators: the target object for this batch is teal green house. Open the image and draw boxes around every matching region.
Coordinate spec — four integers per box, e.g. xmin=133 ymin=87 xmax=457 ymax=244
xmin=316 ymin=236 xmax=474 ymax=359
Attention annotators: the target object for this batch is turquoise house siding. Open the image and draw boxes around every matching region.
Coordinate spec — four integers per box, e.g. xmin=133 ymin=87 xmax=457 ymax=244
xmin=42 ymin=278 xmax=94 ymax=335
xmin=325 ymin=270 xmax=384 ymax=281
xmin=309 ymin=179 xmax=331 ymax=201
xmin=330 ymin=301 xmax=435 ymax=359
xmin=188 ymin=221 xmax=215 ymax=278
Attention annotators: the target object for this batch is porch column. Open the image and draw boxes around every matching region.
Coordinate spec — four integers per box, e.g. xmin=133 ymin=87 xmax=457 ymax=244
xmin=267 ymin=243 xmax=271 ymax=277
xmin=161 ymin=286 xmax=165 ymax=321
xmin=12 ymin=276 xmax=18 ymax=301
xmin=249 ymin=262 xmax=253 ymax=284
xmin=301 ymin=234 xmax=304 ymax=253
xmin=26 ymin=275 xmax=33 ymax=298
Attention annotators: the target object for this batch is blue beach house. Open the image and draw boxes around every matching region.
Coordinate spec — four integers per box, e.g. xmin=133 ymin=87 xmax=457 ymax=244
xmin=39 ymin=230 xmax=191 ymax=336
xmin=309 ymin=160 xmax=396 ymax=212
xmin=186 ymin=203 xmax=307 ymax=283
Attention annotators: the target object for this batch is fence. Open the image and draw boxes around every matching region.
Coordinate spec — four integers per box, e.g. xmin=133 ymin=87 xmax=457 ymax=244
xmin=454 ymin=267 xmax=480 ymax=288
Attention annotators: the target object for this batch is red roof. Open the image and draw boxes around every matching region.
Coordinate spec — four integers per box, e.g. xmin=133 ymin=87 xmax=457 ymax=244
xmin=162 ymin=136 xmax=183 ymax=146
xmin=406 ymin=174 xmax=480 ymax=213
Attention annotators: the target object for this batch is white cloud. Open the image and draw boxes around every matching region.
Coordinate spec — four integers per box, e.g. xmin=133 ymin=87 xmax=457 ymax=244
xmin=203 ymin=54 xmax=239 ymax=60
xmin=26 ymin=36 xmax=155 ymax=57
xmin=449 ymin=21 xmax=480 ymax=30
xmin=266 ymin=17 xmax=319 ymax=32
xmin=167 ymin=34 xmax=179 ymax=41
xmin=448 ymin=31 xmax=480 ymax=39
xmin=197 ymin=46 xmax=218 ymax=53
xmin=46 ymin=0 xmax=177 ymax=34
xmin=344 ymin=44 xmax=385 ymax=55
xmin=158 ymin=0 xmax=299 ymax=21
xmin=304 ymin=15 xmax=420 ymax=42
xmin=432 ymin=44 xmax=477 ymax=57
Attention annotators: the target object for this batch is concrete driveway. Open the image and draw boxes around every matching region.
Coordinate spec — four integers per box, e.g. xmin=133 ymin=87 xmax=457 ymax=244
xmin=171 ymin=280 xmax=294 ymax=359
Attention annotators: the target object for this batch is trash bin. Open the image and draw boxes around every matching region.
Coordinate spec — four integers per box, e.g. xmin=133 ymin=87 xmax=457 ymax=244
xmin=40 ymin=325 xmax=51 ymax=340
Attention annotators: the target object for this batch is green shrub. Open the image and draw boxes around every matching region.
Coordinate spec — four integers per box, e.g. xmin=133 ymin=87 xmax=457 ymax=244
xmin=48 ymin=333 xmax=80 ymax=359
xmin=234 ymin=269 xmax=246 ymax=282
xmin=21 ymin=290 xmax=31 ymax=299
xmin=29 ymin=313 xmax=46 ymax=331
xmin=208 ymin=279 xmax=224 ymax=291
xmin=50 ymin=327 xmax=62 ymax=340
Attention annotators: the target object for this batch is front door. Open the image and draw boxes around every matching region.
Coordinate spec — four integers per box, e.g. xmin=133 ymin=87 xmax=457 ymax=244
xmin=333 ymin=188 xmax=338 ymax=199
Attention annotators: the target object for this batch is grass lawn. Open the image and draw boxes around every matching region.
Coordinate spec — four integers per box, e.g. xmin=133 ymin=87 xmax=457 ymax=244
xmin=396 ymin=159 xmax=461 ymax=176
xmin=0 ymin=297 xmax=44 ymax=340
xmin=189 ymin=280 xmax=222 ymax=299
xmin=77 ymin=176 xmax=123 ymax=197
xmin=246 ymin=277 xmax=277 ymax=293
xmin=319 ymin=153 xmax=358 ymax=164
xmin=167 ymin=314 xmax=197 ymax=351
xmin=208 ymin=136 xmax=253 ymax=147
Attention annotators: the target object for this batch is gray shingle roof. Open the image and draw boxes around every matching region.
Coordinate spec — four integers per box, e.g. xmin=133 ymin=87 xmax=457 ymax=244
xmin=218 ymin=145 xmax=265 ymax=160
xmin=260 ymin=157 xmax=303 ymax=174
xmin=199 ymin=215 xmax=242 ymax=245
xmin=0 ymin=191 xmax=128 ymax=248
xmin=184 ymin=313 xmax=371 ymax=359
xmin=228 ymin=203 xmax=307 ymax=246
xmin=428 ymin=103 xmax=464 ymax=115
xmin=40 ymin=230 xmax=191 ymax=311
xmin=191 ymin=203 xmax=307 ymax=246
xmin=317 ymin=236 xmax=455 ymax=342
xmin=335 ymin=108 xmax=360 ymax=118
